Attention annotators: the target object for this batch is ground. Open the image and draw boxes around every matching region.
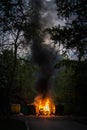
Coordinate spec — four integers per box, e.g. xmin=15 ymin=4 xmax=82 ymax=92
xmin=26 ymin=115 xmax=87 ymax=130
xmin=0 ymin=115 xmax=87 ymax=130
xmin=0 ymin=117 xmax=26 ymax=130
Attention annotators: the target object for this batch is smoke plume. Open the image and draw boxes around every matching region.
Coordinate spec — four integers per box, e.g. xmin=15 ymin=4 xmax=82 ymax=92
xmin=30 ymin=0 xmax=57 ymax=98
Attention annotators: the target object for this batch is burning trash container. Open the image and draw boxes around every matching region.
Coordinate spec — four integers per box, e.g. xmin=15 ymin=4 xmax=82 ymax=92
xmin=34 ymin=96 xmax=55 ymax=116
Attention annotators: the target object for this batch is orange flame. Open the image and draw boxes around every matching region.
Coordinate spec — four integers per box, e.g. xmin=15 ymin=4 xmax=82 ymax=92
xmin=34 ymin=96 xmax=55 ymax=115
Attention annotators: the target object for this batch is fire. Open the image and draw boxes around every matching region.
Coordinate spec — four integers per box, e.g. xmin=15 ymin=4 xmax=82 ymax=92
xmin=34 ymin=96 xmax=55 ymax=116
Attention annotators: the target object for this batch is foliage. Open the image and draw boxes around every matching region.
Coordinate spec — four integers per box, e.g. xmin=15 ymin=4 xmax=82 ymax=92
xmin=46 ymin=0 xmax=87 ymax=61
xmin=0 ymin=50 xmax=38 ymax=104
xmin=0 ymin=0 xmax=43 ymax=105
xmin=54 ymin=59 xmax=87 ymax=115
xmin=0 ymin=0 xmax=26 ymax=32
xmin=0 ymin=0 xmax=30 ymax=61
xmin=46 ymin=1 xmax=87 ymax=114
xmin=0 ymin=49 xmax=14 ymax=89
xmin=12 ymin=58 xmax=37 ymax=102
xmin=54 ymin=64 xmax=75 ymax=102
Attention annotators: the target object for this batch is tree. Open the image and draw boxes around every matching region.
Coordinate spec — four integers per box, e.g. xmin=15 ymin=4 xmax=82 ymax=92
xmin=0 ymin=1 xmax=32 ymax=112
xmin=0 ymin=49 xmax=38 ymax=114
xmin=46 ymin=0 xmax=87 ymax=115
xmin=9 ymin=58 xmax=37 ymax=103
xmin=46 ymin=0 xmax=87 ymax=61
xmin=0 ymin=49 xmax=14 ymax=88
xmin=0 ymin=49 xmax=14 ymax=113
xmin=0 ymin=0 xmax=30 ymax=88
xmin=54 ymin=59 xmax=87 ymax=115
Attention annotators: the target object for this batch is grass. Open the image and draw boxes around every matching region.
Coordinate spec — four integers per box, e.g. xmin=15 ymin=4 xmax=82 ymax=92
xmin=0 ymin=118 xmax=27 ymax=130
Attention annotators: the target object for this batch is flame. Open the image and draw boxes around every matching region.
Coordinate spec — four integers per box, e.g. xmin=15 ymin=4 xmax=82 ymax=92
xmin=34 ymin=96 xmax=55 ymax=116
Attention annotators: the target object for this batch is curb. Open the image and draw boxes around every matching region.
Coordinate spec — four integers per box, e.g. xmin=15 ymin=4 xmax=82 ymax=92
xmin=25 ymin=120 xmax=30 ymax=130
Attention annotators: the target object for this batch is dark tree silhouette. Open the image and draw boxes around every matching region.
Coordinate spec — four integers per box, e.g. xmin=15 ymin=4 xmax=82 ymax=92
xmin=46 ymin=0 xmax=87 ymax=61
xmin=46 ymin=0 xmax=87 ymax=115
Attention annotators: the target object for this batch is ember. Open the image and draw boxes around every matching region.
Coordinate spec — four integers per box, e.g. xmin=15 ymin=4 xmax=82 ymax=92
xmin=34 ymin=95 xmax=55 ymax=115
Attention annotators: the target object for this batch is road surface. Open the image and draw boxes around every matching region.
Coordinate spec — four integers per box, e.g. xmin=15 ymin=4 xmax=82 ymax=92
xmin=24 ymin=115 xmax=87 ymax=130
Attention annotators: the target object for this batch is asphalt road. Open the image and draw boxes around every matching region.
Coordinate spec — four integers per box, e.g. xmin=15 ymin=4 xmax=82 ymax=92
xmin=25 ymin=116 xmax=87 ymax=130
